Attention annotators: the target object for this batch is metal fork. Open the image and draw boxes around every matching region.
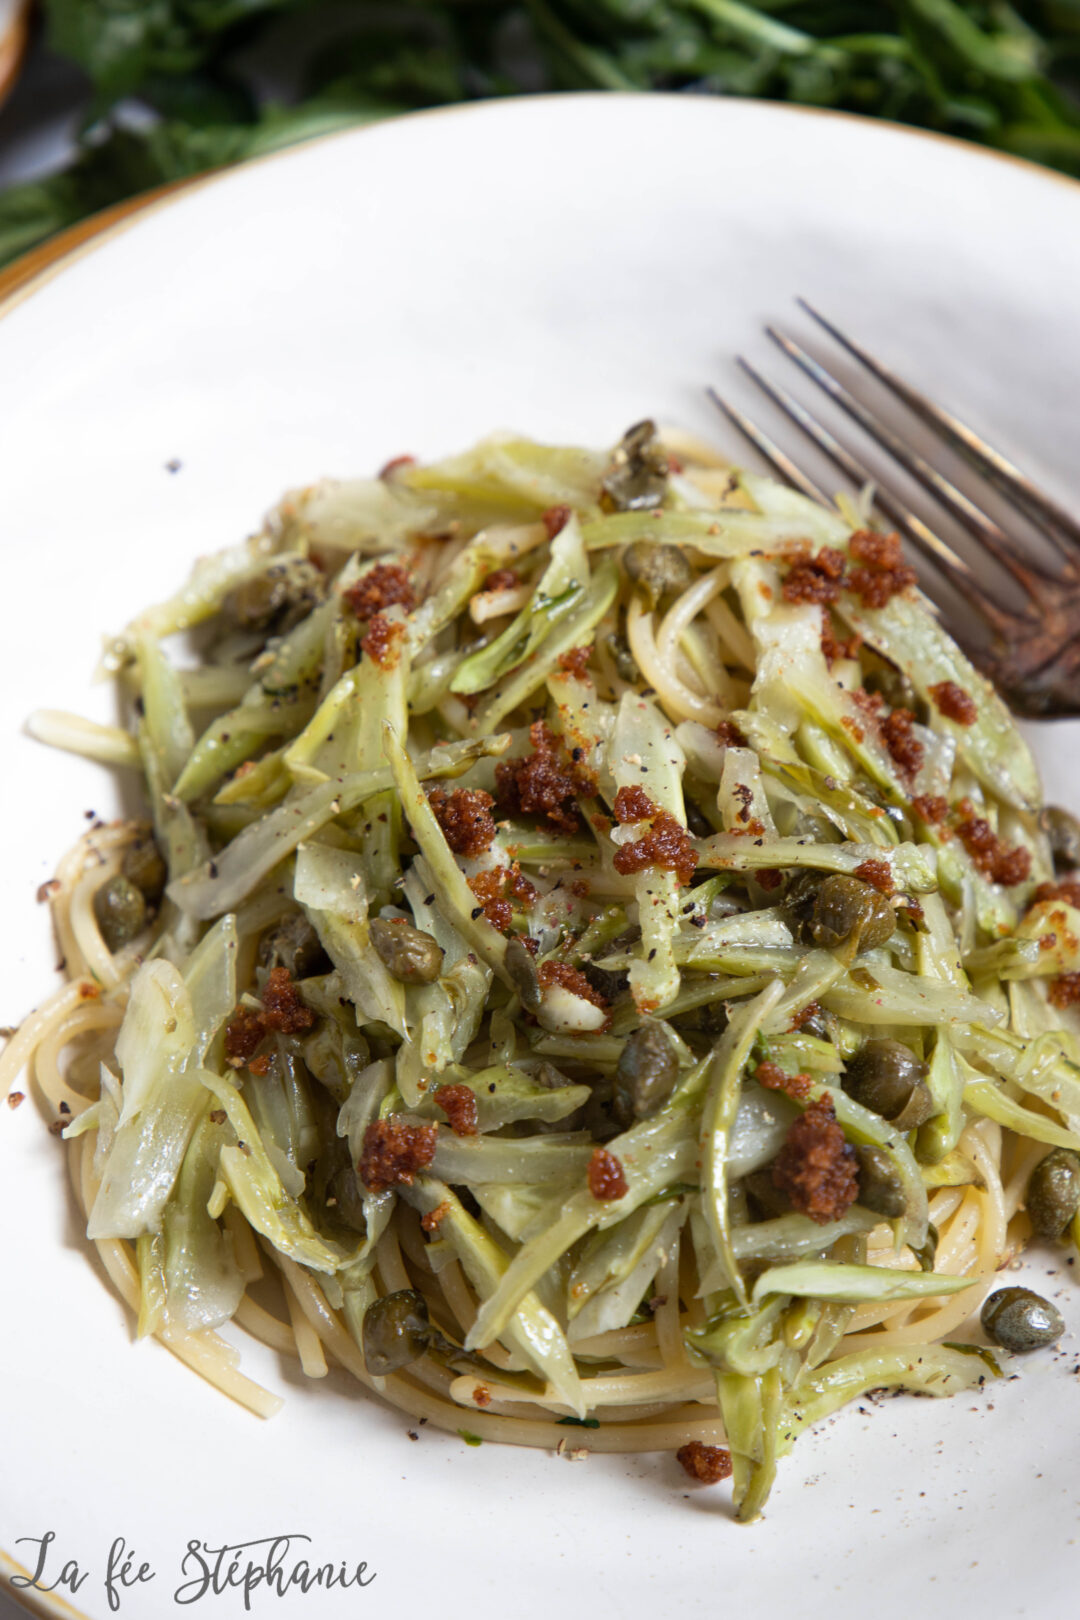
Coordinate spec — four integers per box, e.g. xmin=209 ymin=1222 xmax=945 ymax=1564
xmin=708 ymin=301 xmax=1080 ymax=718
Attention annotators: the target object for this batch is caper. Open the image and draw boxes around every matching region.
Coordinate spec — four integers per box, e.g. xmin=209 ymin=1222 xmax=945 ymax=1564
xmin=259 ymin=911 xmax=331 ymax=979
xmin=605 ymin=631 xmax=640 ymax=684
xmin=780 ymin=870 xmax=821 ymax=941
xmin=1026 ymin=1148 xmax=1080 ymax=1240
xmin=853 ymin=1145 xmax=908 ymax=1219
xmin=362 ymin=1289 xmax=432 ymax=1375
xmin=623 ymin=542 xmax=696 ymax=609
xmin=843 ymin=1039 xmax=930 ymax=1125
xmin=613 ymin=1024 xmax=679 ymax=1127
xmin=600 ymin=420 xmax=670 ymax=514
xmin=369 ymin=917 xmax=444 ymax=984
xmin=862 ymin=661 xmax=920 ymax=715
xmin=222 ymin=558 xmax=324 ymax=634
xmin=1041 ymin=806 xmax=1080 ymax=873
xmin=981 ymin=1286 xmax=1065 ymax=1353
xmin=93 ymin=875 xmax=147 ymax=952
xmin=810 ymin=874 xmax=896 ymax=953
xmin=744 ymin=1168 xmax=792 ymax=1219
xmin=121 ymin=829 xmax=167 ymax=905
xmin=505 ymin=935 xmax=542 ymax=1012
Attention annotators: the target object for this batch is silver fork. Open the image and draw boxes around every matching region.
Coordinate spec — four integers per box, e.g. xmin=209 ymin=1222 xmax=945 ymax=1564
xmin=708 ymin=301 xmax=1080 ymax=718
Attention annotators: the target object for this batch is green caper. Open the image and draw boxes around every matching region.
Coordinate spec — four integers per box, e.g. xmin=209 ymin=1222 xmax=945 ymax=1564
xmin=810 ymin=874 xmax=896 ymax=953
xmin=623 ymin=542 xmax=696 ymax=609
xmin=93 ymin=875 xmax=147 ymax=952
xmin=605 ymin=631 xmax=640 ymax=684
xmin=744 ymin=1168 xmax=792 ymax=1219
xmin=369 ymin=917 xmax=444 ymax=984
xmin=222 ymin=558 xmax=324 ymax=634
xmin=1040 ymin=806 xmax=1080 ymax=873
xmin=853 ymin=1145 xmax=908 ymax=1219
xmin=612 ymin=1024 xmax=679 ymax=1128
xmin=780 ymin=870 xmax=821 ymax=941
xmin=843 ymin=1039 xmax=929 ymax=1125
xmin=600 ymin=420 xmax=670 ymax=514
xmin=1026 ymin=1148 xmax=1080 ymax=1240
xmin=862 ymin=661 xmax=920 ymax=715
xmin=362 ymin=1289 xmax=432 ymax=1375
xmin=260 ymin=911 xmax=331 ymax=979
xmin=981 ymin=1286 xmax=1065 ymax=1353
xmin=505 ymin=935 xmax=542 ymax=1012
xmin=121 ymin=829 xmax=167 ymax=905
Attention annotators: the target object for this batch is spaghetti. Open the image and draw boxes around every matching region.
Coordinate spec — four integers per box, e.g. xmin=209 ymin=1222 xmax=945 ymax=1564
xmin=5 ymin=423 xmax=1078 ymax=1520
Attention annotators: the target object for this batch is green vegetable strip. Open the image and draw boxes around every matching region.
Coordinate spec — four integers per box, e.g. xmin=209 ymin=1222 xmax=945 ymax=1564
xmin=699 ymin=980 xmax=786 ymax=1307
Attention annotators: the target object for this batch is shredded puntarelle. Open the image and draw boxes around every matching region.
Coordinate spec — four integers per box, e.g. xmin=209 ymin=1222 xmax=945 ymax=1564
xmin=6 ymin=422 xmax=1079 ymax=1520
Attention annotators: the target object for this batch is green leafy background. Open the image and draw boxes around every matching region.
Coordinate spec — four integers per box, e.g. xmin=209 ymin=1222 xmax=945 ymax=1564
xmin=3 ymin=0 xmax=1079 ymax=268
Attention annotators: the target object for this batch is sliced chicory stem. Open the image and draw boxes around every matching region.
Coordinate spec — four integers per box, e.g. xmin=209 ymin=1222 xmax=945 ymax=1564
xmin=275 ymin=475 xmax=440 ymax=557
xmin=161 ymin=1104 xmax=245 ymax=1333
xmin=693 ymin=834 xmax=937 ymax=891
xmin=718 ymin=747 xmax=777 ymax=838
xmin=717 ymin=1365 xmax=783 ymax=1524
xmin=115 ymin=537 xmax=297 ymax=646
xmin=609 ymin=691 xmax=689 ymax=1011
xmin=469 ymin=559 xmax=619 ymax=732
xmin=294 ymin=843 xmax=407 ymax=1037
xmin=917 ymin=1032 xmax=966 ymax=1165
xmin=567 ymin=1204 xmax=687 ymax=1342
xmin=431 ymin=1132 xmax=593 ymax=1185
xmin=963 ymin=1077 xmax=1080 ymax=1151
xmin=402 ymin=1176 xmax=586 ymax=1417
xmin=406 ymin=524 xmax=549 ymax=654
xmin=760 ymin=756 xmax=900 ymax=849
xmin=403 ymin=436 xmax=607 ymax=512
xmin=417 ymin=1064 xmax=591 ymax=1130
xmin=136 ymin=1230 xmax=167 ymax=1339
xmin=783 ymin=1344 xmax=999 ymax=1448
xmin=383 ymin=721 xmax=512 ymax=984
xmin=822 ymin=964 xmax=1001 ymax=1030
xmin=581 ymin=497 xmax=848 ymax=556
xmin=464 ymin=1054 xmax=712 ymax=1350
xmin=686 ymin=1294 xmax=788 ymax=1377
xmin=170 ymin=735 xmax=513 ymax=920
xmin=88 ymin=917 xmax=238 ymax=1238
xmin=751 ymin=1262 xmax=976 ymax=1308
xmin=196 ymin=1066 xmax=352 ymax=1272
xmin=699 ymin=979 xmax=787 ymax=1306
xmin=212 ymin=748 xmax=291 ymax=810
xmin=954 ymin=1023 xmax=1080 ymax=1125
xmin=760 ymin=949 xmax=848 ymax=1035
xmin=837 ymin=589 xmax=1040 ymax=813
xmin=174 ymin=693 xmax=316 ymax=803
xmin=452 ymin=514 xmax=590 ymax=695
xmin=133 ymin=640 xmax=201 ymax=863
xmin=25 ymin=709 xmax=144 ymax=770
xmin=731 ymin=1208 xmax=879 ymax=1266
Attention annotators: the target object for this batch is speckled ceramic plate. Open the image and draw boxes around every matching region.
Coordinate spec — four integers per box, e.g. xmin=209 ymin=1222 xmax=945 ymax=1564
xmin=2 ymin=93 xmax=1079 ymax=1620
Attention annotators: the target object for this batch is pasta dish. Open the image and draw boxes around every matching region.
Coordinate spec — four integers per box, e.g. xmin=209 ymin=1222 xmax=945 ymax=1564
xmin=5 ymin=423 xmax=1078 ymax=1520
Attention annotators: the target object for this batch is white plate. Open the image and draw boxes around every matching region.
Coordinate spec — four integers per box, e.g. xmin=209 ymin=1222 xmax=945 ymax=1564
xmin=2 ymin=93 xmax=1079 ymax=1620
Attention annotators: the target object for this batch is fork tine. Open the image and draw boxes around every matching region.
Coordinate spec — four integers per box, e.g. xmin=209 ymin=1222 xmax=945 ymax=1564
xmin=705 ymin=386 xmax=831 ymax=506
xmin=729 ymin=357 xmax=1028 ymax=634
xmin=766 ymin=326 xmax=1055 ymax=601
xmin=796 ymin=299 xmax=1080 ymax=559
